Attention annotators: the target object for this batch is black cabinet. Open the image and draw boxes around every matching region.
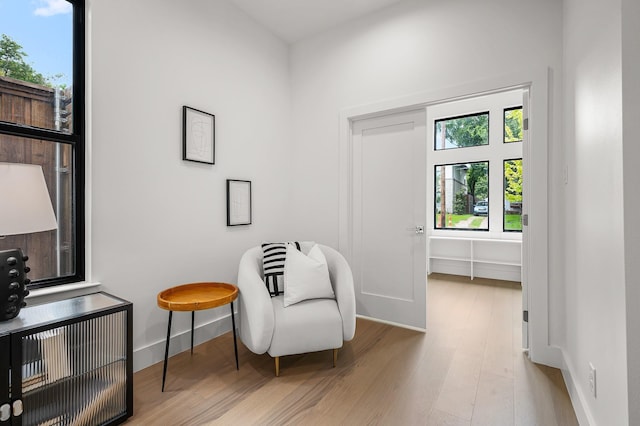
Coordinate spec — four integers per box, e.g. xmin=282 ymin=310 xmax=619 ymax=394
xmin=0 ymin=292 xmax=132 ymax=425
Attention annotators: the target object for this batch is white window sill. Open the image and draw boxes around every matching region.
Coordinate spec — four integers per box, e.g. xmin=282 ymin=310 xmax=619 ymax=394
xmin=27 ymin=281 xmax=101 ymax=299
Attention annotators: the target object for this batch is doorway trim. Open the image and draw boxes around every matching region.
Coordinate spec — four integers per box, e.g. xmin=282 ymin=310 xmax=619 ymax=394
xmin=338 ymin=67 xmax=561 ymax=368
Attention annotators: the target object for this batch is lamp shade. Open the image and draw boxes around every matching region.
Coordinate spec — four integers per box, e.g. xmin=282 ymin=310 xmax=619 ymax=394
xmin=0 ymin=162 xmax=58 ymax=236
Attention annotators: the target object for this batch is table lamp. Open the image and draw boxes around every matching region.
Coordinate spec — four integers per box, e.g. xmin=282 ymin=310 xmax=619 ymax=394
xmin=0 ymin=162 xmax=58 ymax=321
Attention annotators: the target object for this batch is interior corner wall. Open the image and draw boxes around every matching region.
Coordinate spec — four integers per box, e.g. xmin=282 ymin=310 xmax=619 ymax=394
xmin=563 ymin=0 xmax=628 ymax=424
xmin=622 ymin=0 xmax=640 ymax=423
xmin=88 ymin=0 xmax=292 ymax=371
xmin=288 ymin=0 xmax=565 ymax=345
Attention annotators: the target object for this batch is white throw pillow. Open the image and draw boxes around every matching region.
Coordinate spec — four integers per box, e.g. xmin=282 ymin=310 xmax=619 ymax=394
xmin=283 ymin=244 xmax=335 ymax=307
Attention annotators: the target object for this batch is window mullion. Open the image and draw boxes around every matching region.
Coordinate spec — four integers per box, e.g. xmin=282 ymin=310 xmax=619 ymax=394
xmin=0 ymin=122 xmax=78 ymax=145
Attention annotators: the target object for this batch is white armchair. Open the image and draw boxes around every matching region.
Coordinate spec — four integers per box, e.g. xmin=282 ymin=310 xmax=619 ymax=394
xmin=237 ymin=244 xmax=356 ymax=376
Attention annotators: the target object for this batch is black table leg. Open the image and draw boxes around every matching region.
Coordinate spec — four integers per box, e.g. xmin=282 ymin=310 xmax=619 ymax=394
xmin=191 ymin=311 xmax=195 ymax=355
xmin=230 ymin=301 xmax=239 ymax=370
xmin=162 ymin=310 xmax=173 ymax=392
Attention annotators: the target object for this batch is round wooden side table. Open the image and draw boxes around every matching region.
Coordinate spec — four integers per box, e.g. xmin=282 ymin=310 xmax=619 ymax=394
xmin=157 ymin=282 xmax=239 ymax=392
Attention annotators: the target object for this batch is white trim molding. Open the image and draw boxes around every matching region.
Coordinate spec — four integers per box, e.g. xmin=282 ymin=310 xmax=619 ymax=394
xmin=562 ymin=349 xmax=596 ymax=425
xmin=26 ymin=282 xmax=101 ymax=307
xmin=133 ymin=312 xmax=234 ymax=372
xmin=356 ymin=314 xmax=426 ymax=333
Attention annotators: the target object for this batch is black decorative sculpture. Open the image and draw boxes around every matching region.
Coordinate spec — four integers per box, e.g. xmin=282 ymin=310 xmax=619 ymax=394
xmin=0 ymin=249 xmax=31 ymax=321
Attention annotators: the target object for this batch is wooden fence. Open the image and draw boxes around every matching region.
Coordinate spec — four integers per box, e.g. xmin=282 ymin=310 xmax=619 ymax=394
xmin=0 ymin=75 xmax=73 ymax=282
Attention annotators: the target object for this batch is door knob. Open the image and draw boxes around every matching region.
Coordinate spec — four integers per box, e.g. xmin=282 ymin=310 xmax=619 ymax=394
xmin=415 ymin=225 xmax=424 ymax=234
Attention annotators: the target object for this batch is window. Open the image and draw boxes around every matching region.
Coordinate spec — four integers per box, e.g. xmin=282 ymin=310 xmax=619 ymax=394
xmin=504 ymin=107 xmax=523 ymax=143
xmin=435 ymin=161 xmax=489 ymax=231
xmin=504 ymin=159 xmax=523 ymax=231
xmin=434 ymin=112 xmax=489 ymax=150
xmin=429 ymin=90 xmax=524 ymax=235
xmin=0 ymin=0 xmax=85 ymax=288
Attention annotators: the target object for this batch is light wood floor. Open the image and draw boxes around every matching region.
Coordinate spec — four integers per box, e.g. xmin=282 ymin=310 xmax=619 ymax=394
xmin=127 ymin=274 xmax=578 ymax=425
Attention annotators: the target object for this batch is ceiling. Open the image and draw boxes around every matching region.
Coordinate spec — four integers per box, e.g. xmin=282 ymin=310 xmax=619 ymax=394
xmin=230 ymin=0 xmax=406 ymax=44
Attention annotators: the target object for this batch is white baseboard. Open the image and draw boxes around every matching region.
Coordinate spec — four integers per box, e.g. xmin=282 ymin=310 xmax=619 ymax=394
xmin=429 ymin=261 xmax=521 ymax=282
xmin=429 ymin=261 xmax=471 ymax=277
xmin=560 ymin=349 xmax=596 ymax=426
xmin=133 ymin=313 xmax=234 ymax=372
xmin=356 ymin=314 xmax=426 ymax=333
xmin=473 ymin=264 xmax=521 ymax=282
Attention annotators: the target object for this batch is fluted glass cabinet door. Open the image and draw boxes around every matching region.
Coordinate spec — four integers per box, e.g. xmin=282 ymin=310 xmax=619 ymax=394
xmin=0 ymin=292 xmax=132 ymax=426
xmin=19 ymin=311 xmax=128 ymax=425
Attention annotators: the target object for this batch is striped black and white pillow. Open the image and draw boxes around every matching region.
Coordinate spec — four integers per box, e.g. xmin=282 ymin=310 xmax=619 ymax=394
xmin=262 ymin=242 xmax=301 ymax=296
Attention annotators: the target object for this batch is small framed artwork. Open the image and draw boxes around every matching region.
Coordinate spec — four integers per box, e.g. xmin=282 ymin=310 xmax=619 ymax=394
xmin=227 ymin=179 xmax=252 ymax=226
xmin=183 ymin=106 xmax=215 ymax=164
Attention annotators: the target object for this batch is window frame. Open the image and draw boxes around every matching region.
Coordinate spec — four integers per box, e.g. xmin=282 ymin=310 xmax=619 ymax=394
xmin=503 ymin=106 xmax=523 ymax=143
xmin=433 ymin=111 xmax=490 ymax=151
xmin=433 ymin=160 xmax=490 ymax=232
xmin=503 ymin=158 xmax=523 ymax=233
xmin=0 ymin=0 xmax=85 ymax=289
xmin=428 ymin=91 xmax=524 ymax=239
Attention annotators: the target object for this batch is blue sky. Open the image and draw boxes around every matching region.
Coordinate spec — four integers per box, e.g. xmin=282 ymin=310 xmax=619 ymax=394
xmin=0 ymin=0 xmax=73 ymax=86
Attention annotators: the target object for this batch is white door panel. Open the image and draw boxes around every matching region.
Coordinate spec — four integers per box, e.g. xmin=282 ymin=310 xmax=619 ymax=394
xmin=351 ymin=109 xmax=426 ymax=330
xmin=521 ymin=88 xmax=530 ymax=350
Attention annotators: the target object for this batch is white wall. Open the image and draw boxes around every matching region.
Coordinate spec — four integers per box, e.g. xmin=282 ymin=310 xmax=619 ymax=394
xmin=81 ymin=0 xmax=637 ymax=421
xmin=622 ymin=0 xmax=640 ymax=424
xmin=24 ymin=1 xmax=635 ymax=420
xmin=563 ymin=0 xmax=628 ymax=424
xmin=88 ymin=0 xmax=292 ymax=370
xmin=289 ymin=0 xmax=565 ymax=345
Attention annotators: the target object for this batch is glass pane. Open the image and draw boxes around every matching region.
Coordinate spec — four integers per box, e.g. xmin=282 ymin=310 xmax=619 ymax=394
xmin=434 ymin=112 xmax=489 ymax=150
xmin=21 ymin=311 xmax=128 ymax=425
xmin=0 ymin=0 xmax=73 ymax=132
xmin=435 ymin=161 xmax=489 ymax=230
xmin=504 ymin=159 xmax=523 ymax=232
xmin=0 ymin=135 xmax=75 ymax=281
xmin=504 ymin=107 xmax=523 ymax=143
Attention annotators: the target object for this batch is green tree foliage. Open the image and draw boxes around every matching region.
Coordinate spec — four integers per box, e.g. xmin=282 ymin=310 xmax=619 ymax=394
xmin=505 ymin=159 xmax=523 ymax=203
xmin=437 ymin=114 xmax=489 ymax=148
xmin=504 ymin=108 xmax=523 ymax=142
xmin=474 ymin=173 xmax=488 ymax=201
xmin=0 ymin=34 xmax=48 ymax=85
xmin=453 ymin=189 xmax=467 ymax=215
xmin=467 ymin=162 xmax=488 ymax=201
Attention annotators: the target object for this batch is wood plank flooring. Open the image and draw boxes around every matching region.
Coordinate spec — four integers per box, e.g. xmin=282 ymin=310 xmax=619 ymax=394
xmin=126 ymin=274 xmax=577 ymax=425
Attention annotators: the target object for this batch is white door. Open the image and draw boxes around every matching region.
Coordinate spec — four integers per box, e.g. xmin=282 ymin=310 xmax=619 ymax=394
xmin=521 ymin=88 xmax=530 ymax=350
xmin=350 ymin=109 xmax=427 ymax=330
